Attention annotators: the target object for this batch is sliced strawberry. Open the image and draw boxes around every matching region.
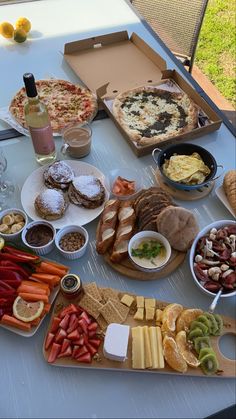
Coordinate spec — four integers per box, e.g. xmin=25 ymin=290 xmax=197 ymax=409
xmin=59 ymin=304 xmax=78 ymax=319
xmin=76 ymin=352 xmax=92 ymax=363
xmin=72 ymin=345 xmax=80 ymax=359
xmin=48 ymin=343 xmax=61 ymax=363
xmin=55 ymin=328 xmax=67 ymax=343
xmin=89 ymin=338 xmax=101 ymax=348
xmin=59 ymin=313 xmax=70 ymax=330
xmin=68 ymin=313 xmax=77 ymax=327
xmin=45 ymin=332 xmax=55 ymax=350
xmin=86 ymin=343 xmax=97 ymax=356
xmin=78 ymin=318 xmax=88 ymax=334
xmin=80 ymin=311 xmax=91 ymax=325
xmin=57 ymin=345 xmax=72 ymax=358
xmin=67 ymin=318 xmax=79 ymax=334
xmin=83 ymin=333 xmax=89 ymax=345
xmin=60 ymin=338 xmax=71 ymax=354
xmin=67 ymin=328 xmax=81 ymax=341
xmin=50 ymin=316 xmax=61 ymax=333
xmin=76 ymin=335 xmax=85 ymax=346
xmin=88 ymin=330 xmax=97 ymax=338
xmin=74 ymin=345 xmax=89 ymax=358
xmin=88 ymin=321 xmax=98 ymax=332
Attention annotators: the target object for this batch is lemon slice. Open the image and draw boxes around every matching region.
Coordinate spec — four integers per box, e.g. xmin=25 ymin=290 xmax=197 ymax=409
xmin=13 ymin=296 xmax=44 ymax=323
xmin=0 ymin=237 xmax=5 ymax=250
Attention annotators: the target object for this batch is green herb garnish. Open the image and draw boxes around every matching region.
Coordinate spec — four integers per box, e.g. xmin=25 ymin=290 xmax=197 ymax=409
xmin=131 ymin=240 xmax=164 ymax=262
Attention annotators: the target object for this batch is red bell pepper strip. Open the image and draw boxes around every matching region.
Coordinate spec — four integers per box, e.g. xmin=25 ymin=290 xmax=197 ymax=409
xmin=2 ymin=246 xmax=40 ymax=262
xmin=0 ymin=280 xmax=15 ymax=291
xmin=0 ymin=262 xmax=29 ymax=279
xmin=0 ymin=269 xmax=22 ymax=281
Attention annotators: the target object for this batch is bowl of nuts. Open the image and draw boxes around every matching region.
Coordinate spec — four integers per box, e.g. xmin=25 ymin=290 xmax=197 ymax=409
xmin=189 ymin=220 xmax=236 ymax=298
xmin=0 ymin=208 xmax=28 ymax=242
xmin=55 ymin=225 xmax=89 ymax=260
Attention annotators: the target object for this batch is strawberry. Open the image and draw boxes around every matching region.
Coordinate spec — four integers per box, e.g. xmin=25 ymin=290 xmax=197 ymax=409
xmin=88 ymin=322 xmax=98 ymax=332
xmin=80 ymin=311 xmax=91 ymax=325
xmin=50 ymin=316 xmax=61 ymax=333
xmin=67 ymin=328 xmax=81 ymax=341
xmin=76 ymin=352 xmax=92 ymax=363
xmin=78 ymin=318 xmax=88 ymax=334
xmin=67 ymin=318 xmax=79 ymax=334
xmin=72 ymin=345 xmax=80 ymax=359
xmin=74 ymin=345 xmax=88 ymax=358
xmin=45 ymin=332 xmax=55 ymax=350
xmin=59 ymin=304 xmax=78 ymax=319
xmin=57 ymin=345 xmax=72 ymax=358
xmin=59 ymin=313 xmax=70 ymax=330
xmin=48 ymin=343 xmax=61 ymax=363
xmin=55 ymin=328 xmax=67 ymax=343
xmin=60 ymin=338 xmax=71 ymax=354
xmin=86 ymin=343 xmax=97 ymax=356
xmin=88 ymin=338 xmax=101 ymax=348
xmin=88 ymin=330 xmax=97 ymax=338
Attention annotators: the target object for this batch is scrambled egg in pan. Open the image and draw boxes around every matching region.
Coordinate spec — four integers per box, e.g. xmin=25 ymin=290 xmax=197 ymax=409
xmin=162 ymin=152 xmax=211 ymax=185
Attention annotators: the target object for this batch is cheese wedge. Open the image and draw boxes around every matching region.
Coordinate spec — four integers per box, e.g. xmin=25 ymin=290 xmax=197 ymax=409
xmin=149 ymin=327 xmax=159 ymax=369
xmin=131 ymin=326 xmax=145 ymax=369
xmin=156 ymin=326 xmax=165 ymax=369
xmin=143 ymin=326 xmax=152 ymax=368
xmin=136 ymin=296 xmax=144 ymax=308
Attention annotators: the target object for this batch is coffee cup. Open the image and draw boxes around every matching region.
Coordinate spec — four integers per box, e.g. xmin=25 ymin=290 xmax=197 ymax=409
xmin=61 ymin=124 xmax=92 ymax=158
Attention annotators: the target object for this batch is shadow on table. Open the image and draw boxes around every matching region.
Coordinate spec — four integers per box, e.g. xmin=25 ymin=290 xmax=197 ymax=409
xmin=205 ymin=404 xmax=236 ymax=419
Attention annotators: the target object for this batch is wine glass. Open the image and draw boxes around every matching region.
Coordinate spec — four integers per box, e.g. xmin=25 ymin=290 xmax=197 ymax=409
xmin=0 ymin=148 xmax=15 ymax=211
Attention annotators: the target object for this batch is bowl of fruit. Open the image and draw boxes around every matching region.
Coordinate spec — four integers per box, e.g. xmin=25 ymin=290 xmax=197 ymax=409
xmin=189 ymin=220 xmax=236 ymax=297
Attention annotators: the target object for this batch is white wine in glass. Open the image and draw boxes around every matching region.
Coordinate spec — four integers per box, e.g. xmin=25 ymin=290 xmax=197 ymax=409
xmin=0 ymin=148 xmax=15 ymax=211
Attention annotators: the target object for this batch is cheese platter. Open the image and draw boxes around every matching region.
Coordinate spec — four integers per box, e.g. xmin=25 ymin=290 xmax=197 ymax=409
xmin=43 ymin=283 xmax=236 ymax=378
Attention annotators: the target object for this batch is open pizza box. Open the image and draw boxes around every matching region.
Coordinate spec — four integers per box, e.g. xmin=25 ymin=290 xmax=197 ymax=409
xmin=64 ymin=31 xmax=222 ymax=157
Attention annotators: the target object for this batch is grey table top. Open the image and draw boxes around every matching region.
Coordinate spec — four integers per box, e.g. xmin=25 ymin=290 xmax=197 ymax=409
xmin=0 ymin=1 xmax=235 ymax=418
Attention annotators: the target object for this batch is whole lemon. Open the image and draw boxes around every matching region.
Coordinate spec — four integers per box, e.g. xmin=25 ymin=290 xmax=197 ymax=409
xmin=15 ymin=17 xmax=31 ymax=33
xmin=0 ymin=22 xmax=14 ymax=38
xmin=14 ymin=28 xmax=27 ymax=43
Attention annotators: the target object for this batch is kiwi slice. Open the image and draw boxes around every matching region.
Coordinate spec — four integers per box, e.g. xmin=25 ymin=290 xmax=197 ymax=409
xmin=194 ymin=336 xmax=211 ymax=354
xmin=203 ymin=312 xmax=219 ymax=335
xmin=190 ymin=320 xmax=209 ymax=335
xmin=188 ymin=327 xmax=204 ymax=341
xmin=198 ymin=347 xmax=215 ymax=361
xmin=197 ymin=315 xmax=211 ymax=329
xmin=213 ymin=314 xmax=224 ymax=336
xmin=200 ymin=353 xmax=219 ymax=375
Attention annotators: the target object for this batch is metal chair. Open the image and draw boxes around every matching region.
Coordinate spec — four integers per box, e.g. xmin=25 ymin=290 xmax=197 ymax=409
xmin=130 ymin=0 xmax=209 ymax=73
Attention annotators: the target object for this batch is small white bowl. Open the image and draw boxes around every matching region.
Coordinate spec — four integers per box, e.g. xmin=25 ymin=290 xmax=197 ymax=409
xmin=189 ymin=220 xmax=236 ymax=298
xmin=0 ymin=208 xmax=28 ymax=242
xmin=128 ymin=231 xmax=171 ymax=272
xmin=108 ymin=168 xmax=143 ymax=201
xmin=21 ymin=220 xmax=56 ymax=256
xmin=55 ymin=225 xmax=89 ymax=260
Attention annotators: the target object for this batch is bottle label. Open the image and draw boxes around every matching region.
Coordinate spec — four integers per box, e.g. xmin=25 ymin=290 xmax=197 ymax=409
xmin=29 ymin=125 xmax=55 ymax=155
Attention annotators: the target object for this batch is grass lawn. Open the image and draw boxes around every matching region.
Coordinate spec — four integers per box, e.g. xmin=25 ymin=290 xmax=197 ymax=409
xmin=195 ymin=0 xmax=236 ymax=108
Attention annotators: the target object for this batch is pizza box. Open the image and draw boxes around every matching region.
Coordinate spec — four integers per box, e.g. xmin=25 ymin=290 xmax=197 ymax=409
xmin=64 ymin=31 xmax=222 ymax=157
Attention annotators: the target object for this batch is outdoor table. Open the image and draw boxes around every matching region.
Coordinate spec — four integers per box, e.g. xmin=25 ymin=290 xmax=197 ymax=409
xmin=0 ymin=1 xmax=235 ymax=418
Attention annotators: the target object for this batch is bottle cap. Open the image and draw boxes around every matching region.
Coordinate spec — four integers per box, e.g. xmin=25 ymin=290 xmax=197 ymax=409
xmin=23 ymin=73 xmax=38 ymax=98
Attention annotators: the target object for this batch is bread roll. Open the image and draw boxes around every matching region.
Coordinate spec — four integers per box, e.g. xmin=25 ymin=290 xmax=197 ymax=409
xmin=96 ymin=200 xmax=120 ymax=254
xmin=223 ymin=170 xmax=236 ymax=214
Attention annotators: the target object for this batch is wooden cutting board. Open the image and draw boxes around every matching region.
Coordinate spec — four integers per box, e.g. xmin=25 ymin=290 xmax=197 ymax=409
xmin=43 ymin=288 xmax=236 ymax=378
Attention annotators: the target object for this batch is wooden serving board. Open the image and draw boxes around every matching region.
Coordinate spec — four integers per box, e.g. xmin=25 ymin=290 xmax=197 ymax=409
xmin=43 ymin=288 xmax=236 ymax=378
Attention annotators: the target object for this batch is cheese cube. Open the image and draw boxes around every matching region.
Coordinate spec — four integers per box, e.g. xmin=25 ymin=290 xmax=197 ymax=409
xmin=145 ymin=298 xmax=156 ymax=308
xmin=103 ymin=323 xmax=130 ymax=362
xmin=146 ymin=307 xmax=155 ymax=321
xmin=131 ymin=326 xmax=145 ymax=369
xmin=120 ymin=294 xmax=134 ymax=307
xmin=136 ymin=296 xmax=144 ymax=308
xmin=134 ymin=308 xmax=144 ymax=320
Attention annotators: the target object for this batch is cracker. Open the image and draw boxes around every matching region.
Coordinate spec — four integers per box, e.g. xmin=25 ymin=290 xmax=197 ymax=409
xmin=79 ymin=293 xmax=103 ymax=319
xmin=109 ymin=298 xmax=129 ymax=321
xmin=99 ymin=300 xmax=123 ymax=324
xmin=97 ymin=314 xmax=108 ymax=331
xmin=101 ymin=287 xmax=119 ymax=302
xmin=83 ymin=282 xmax=103 ymax=302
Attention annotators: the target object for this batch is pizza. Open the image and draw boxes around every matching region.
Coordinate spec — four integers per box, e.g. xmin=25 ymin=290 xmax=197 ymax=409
xmin=9 ymin=79 xmax=98 ymax=132
xmin=112 ymin=87 xmax=198 ymax=146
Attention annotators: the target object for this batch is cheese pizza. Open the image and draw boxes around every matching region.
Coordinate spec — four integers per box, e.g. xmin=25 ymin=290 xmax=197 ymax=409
xmin=9 ymin=79 xmax=98 ymax=132
xmin=113 ymin=87 xmax=198 ymax=146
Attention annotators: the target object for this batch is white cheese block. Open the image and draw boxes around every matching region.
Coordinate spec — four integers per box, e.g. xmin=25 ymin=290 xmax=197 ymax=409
xmin=103 ymin=323 xmax=130 ymax=362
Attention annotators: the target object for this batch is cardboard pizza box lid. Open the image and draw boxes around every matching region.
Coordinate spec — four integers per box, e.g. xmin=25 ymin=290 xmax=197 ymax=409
xmin=64 ymin=31 xmax=166 ymax=98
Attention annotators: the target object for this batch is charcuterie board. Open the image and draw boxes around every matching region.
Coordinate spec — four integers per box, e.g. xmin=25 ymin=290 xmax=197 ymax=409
xmin=43 ymin=286 xmax=236 ymax=377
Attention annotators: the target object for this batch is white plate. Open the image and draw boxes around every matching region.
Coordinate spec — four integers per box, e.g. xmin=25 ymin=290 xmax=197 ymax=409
xmin=215 ymin=185 xmax=236 ymax=217
xmin=21 ymin=160 xmax=109 ymax=229
xmin=0 ymin=286 xmax=59 ymax=337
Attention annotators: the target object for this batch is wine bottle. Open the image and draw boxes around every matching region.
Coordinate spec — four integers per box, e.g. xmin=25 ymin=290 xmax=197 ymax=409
xmin=23 ymin=73 xmax=57 ymax=165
